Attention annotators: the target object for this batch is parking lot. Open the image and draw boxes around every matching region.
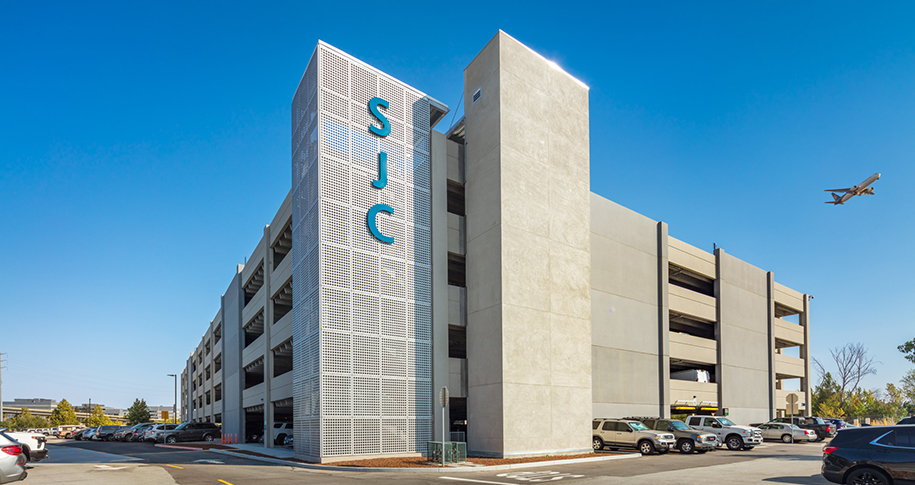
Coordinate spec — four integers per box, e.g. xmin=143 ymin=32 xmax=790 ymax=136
xmin=20 ymin=438 xmax=831 ymax=485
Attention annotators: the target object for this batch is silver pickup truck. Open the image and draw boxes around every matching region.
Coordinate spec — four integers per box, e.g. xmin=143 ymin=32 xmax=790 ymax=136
xmin=685 ymin=415 xmax=762 ymax=450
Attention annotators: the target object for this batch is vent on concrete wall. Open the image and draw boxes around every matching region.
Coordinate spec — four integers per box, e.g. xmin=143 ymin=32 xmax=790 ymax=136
xmin=472 ymin=87 xmax=482 ymax=104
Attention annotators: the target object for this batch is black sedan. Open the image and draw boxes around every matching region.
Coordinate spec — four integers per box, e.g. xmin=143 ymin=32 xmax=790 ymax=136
xmin=822 ymin=424 xmax=915 ymax=484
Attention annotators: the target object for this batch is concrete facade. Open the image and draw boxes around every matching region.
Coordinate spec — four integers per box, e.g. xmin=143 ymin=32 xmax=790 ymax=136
xmin=180 ymin=31 xmax=811 ymax=462
xmin=589 ymin=195 xmax=812 ymax=425
xmin=462 ymin=32 xmax=592 ymax=457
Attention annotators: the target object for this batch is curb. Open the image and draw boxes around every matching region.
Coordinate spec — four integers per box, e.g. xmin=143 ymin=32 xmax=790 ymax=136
xmin=208 ymin=449 xmax=640 ymax=473
xmin=154 ymin=444 xmax=203 ymax=451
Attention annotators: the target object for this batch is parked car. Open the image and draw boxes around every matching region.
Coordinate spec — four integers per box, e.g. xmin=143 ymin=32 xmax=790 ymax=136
xmin=756 ymin=423 xmax=815 ymax=442
xmin=127 ymin=424 xmax=156 ymax=442
xmin=770 ymin=416 xmax=835 ymax=441
xmin=592 ymin=418 xmax=676 ymax=455
xmin=686 ymin=416 xmax=762 ymax=450
xmin=59 ymin=426 xmax=82 ymax=439
xmin=625 ymin=417 xmax=718 ymax=453
xmin=111 ymin=426 xmax=134 ymax=441
xmin=823 ymin=418 xmax=848 ymax=431
xmin=2 ymin=431 xmax=48 ymax=462
xmin=82 ymin=428 xmax=98 ymax=441
xmin=283 ymin=435 xmax=293 ymax=448
xmin=72 ymin=428 xmax=94 ymax=441
xmin=157 ymin=422 xmax=221 ymax=444
xmin=94 ymin=425 xmax=123 ymax=441
xmin=142 ymin=424 xmax=178 ymax=443
xmin=0 ymin=430 xmax=27 ymax=484
xmin=822 ymin=424 xmax=915 ymax=485
xmin=897 ymin=416 xmax=915 ymax=425
xmin=273 ymin=423 xmax=293 ymax=446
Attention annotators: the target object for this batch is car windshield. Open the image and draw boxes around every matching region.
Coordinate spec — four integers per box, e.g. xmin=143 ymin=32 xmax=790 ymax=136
xmin=790 ymin=424 xmax=801 ymax=429
xmin=718 ymin=418 xmax=736 ymax=426
xmin=629 ymin=422 xmax=649 ymax=431
xmin=671 ymin=421 xmax=690 ymax=430
xmin=175 ymin=423 xmax=190 ymax=430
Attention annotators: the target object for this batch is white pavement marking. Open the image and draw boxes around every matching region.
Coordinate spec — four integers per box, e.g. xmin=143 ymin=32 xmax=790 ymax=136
xmin=496 ymin=471 xmax=585 ymax=481
xmin=193 ymin=459 xmax=226 ymax=464
xmin=95 ymin=465 xmax=129 ymax=470
xmin=441 ymin=477 xmax=515 ymax=485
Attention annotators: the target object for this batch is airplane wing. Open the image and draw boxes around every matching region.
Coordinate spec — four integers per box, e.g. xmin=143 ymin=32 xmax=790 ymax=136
xmin=824 ymin=188 xmax=852 ymax=192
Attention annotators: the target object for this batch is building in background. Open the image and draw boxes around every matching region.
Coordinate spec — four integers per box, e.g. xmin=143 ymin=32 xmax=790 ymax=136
xmin=180 ymin=31 xmax=811 ymax=463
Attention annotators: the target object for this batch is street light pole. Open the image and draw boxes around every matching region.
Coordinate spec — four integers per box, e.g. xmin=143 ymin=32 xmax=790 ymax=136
xmin=167 ymin=374 xmax=177 ymax=424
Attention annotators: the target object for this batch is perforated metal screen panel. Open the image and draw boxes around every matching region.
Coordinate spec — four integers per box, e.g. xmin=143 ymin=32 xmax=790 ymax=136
xmin=292 ymin=42 xmax=433 ymax=460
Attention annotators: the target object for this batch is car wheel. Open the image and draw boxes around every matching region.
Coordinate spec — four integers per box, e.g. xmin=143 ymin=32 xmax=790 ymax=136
xmin=166 ymin=436 xmax=177 ymax=444
xmin=678 ymin=439 xmax=695 ymax=453
xmin=781 ymin=434 xmax=793 ymax=443
xmin=726 ymin=435 xmax=744 ymax=451
xmin=639 ymin=440 xmax=655 ymax=455
xmin=275 ymin=434 xmax=286 ymax=446
xmin=592 ymin=437 xmax=604 ymax=451
xmin=22 ymin=447 xmax=30 ymax=462
xmin=203 ymin=434 xmax=214 ymax=442
xmin=847 ymin=467 xmax=891 ymax=485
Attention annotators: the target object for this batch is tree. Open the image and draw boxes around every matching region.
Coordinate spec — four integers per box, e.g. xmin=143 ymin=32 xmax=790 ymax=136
xmin=813 ymin=372 xmax=844 ymax=418
xmin=3 ymin=408 xmax=50 ymax=431
xmin=899 ymin=338 xmax=915 ymax=364
xmin=825 ymin=343 xmax=878 ymax=407
xmin=49 ymin=399 xmax=79 ymax=426
xmin=902 ymin=369 xmax=915 ymax=405
xmin=88 ymin=405 xmax=114 ymax=427
xmin=125 ymin=399 xmax=151 ymax=426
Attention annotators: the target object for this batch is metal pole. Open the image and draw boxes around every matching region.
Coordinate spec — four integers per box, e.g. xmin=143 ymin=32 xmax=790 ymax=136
xmin=168 ymin=374 xmax=177 ymax=424
xmin=0 ymin=353 xmax=5 ymax=423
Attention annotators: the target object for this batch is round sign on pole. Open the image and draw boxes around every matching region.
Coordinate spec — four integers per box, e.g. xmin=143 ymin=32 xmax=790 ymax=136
xmin=787 ymin=393 xmax=798 ymax=406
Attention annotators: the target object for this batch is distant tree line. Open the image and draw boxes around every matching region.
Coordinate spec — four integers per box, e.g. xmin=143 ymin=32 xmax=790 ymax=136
xmin=813 ymin=342 xmax=915 ymax=421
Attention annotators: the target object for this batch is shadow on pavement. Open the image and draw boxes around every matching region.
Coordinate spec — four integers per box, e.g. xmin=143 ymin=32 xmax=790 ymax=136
xmin=762 ymin=475 xmax=830 ymax=484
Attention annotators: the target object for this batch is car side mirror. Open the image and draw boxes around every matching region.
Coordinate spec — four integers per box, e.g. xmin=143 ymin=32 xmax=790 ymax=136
xmin=667 ymin=427 xmax=674 ymax=432
xmin=625 ymin=429 xmax=633 ymax=433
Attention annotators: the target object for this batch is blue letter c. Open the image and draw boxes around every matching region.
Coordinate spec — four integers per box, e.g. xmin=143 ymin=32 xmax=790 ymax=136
xmin=367 ymin=204 xmax=394 ymax=244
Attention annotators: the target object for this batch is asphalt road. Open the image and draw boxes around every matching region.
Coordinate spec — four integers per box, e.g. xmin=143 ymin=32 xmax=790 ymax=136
xmin=23 ymin=438 xmax=831 ymax=485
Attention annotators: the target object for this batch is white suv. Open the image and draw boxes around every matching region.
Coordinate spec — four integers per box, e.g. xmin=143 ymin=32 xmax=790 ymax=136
xmin=272 ymin=423 xmax=293 ymax=446
xmin=3 ymin=431 xmax=48 ymax=462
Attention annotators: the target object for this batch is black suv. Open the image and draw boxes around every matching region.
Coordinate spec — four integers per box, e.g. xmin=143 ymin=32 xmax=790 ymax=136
xmin=158 ymin=422 xmax=221 ymax=443
xmin=898 ymin=417 xmax=915 ymax=425
xmin=822 ymin=424 xmax=915 ymax=484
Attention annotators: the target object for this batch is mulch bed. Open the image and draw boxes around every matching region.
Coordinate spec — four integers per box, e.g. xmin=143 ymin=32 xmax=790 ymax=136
xmin=284 ymin=452 xmax=608 ymax=468
xmin=170 ymin=443 xmax=615 ymax=468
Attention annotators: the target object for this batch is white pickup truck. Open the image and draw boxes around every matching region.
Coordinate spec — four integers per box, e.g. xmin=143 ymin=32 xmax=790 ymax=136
xmin=4 ymin=431 xmax=49 ymax=462
xmin=685 ymin=415 xmax=762 ymax=451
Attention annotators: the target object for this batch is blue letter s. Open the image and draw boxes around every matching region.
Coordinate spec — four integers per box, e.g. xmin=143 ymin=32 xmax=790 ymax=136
xmin=368 ymin=97 xmax=391 ymax=137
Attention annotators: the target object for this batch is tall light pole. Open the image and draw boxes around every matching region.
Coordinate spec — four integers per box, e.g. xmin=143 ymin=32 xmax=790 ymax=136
xmin=0 ymin=353 xmax=6 ymax=423
xmin=167 ymin=374 xmax=177 ymax=424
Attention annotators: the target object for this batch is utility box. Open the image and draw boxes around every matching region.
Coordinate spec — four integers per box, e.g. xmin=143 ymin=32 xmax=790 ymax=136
xmin=427 ymin=441 xmax=467 ymax=464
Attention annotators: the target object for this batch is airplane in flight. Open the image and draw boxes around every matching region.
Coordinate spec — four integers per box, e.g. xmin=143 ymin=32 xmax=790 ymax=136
xmin=825 ymin=173 xmax=881 ymax=205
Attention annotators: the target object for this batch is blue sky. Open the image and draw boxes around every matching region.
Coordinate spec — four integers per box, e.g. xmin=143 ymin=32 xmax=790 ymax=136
xmin=1 ymin=1 xmax=913 ymax=410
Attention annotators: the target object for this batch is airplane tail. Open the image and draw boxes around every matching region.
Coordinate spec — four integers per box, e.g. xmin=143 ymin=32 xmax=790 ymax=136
xmin=825 ymin=193 xmax=843 ymax=205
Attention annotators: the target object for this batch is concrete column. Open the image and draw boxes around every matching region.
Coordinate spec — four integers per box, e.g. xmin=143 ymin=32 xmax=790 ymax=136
xmin=431 ymin=132 xmax=451 ymax=442
xmin=657 ymin=222 xmax=670 ymax=418
xmin=465 ymin=31 xmax=591 ymax=457
xmin=800 ymin=295 xmax=812 ymax=412
xmin=714 ymin=248 xmax=724 ymax=414
xmin=264 ymin=226 xmax=274 ymax=448
xmin=766 ymin=272 xmax=776 ymax=421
